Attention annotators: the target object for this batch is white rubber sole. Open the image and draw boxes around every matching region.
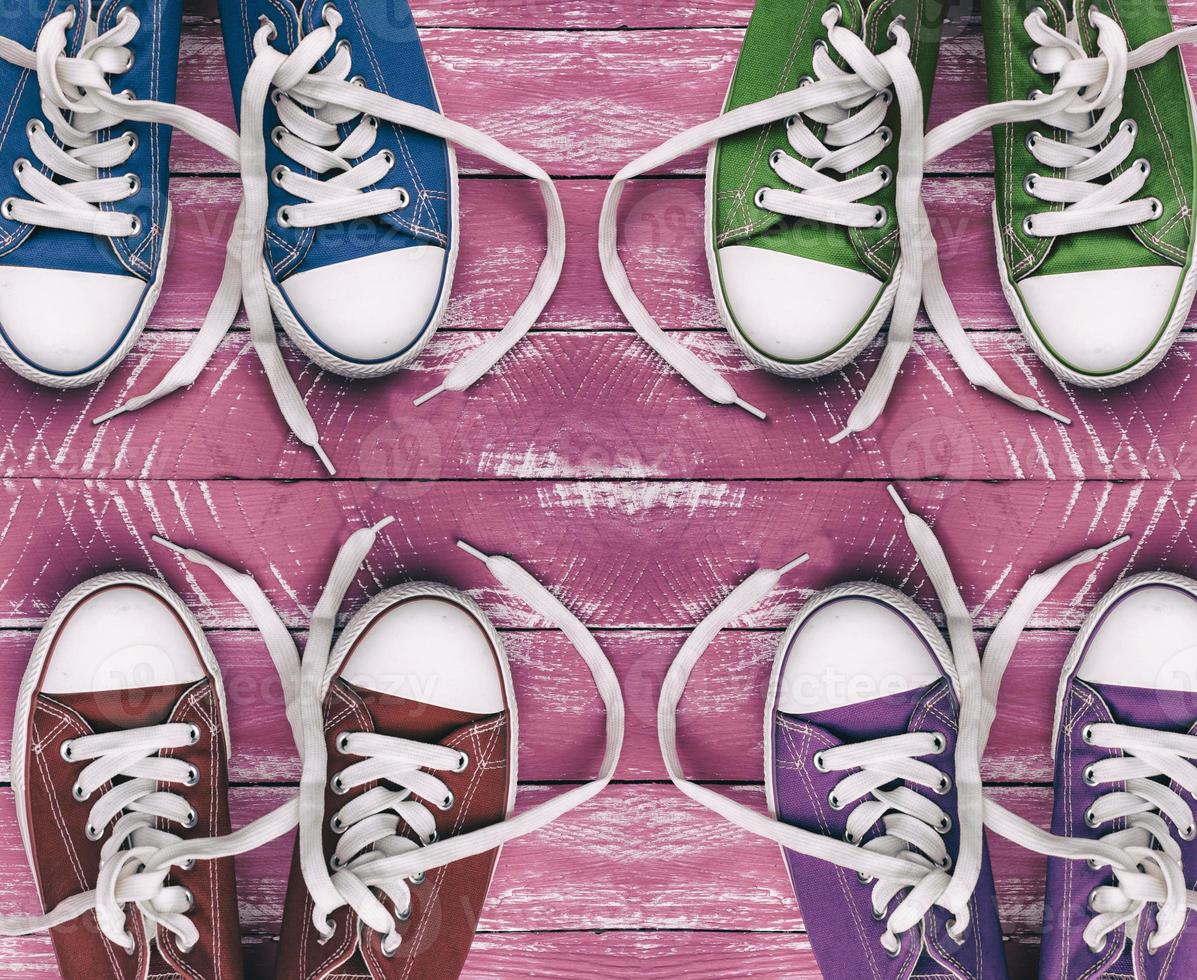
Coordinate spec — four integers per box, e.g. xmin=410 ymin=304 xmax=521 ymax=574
xmin=0 ymin=205 xmax=173 ymax=390
xmin=10 ymin=570 xmax=230 ymax=902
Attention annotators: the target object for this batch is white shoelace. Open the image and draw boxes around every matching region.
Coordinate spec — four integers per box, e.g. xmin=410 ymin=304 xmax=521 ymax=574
xmin=929 ymin=9 xmax=1197 ymax=243
xmin=979 ymin=558 xmax=1197 ymax=956
xmin=96 ymin=7 xmax=565 ymax=475
xmin=659 ymin=484 xmax=1127 ymax=955
xmin=158 ymin=524 xmax=624 ymax=956
xmin=600 ymin=7 xmax=1066 ymax=441
xmin=0 ymin=9 xmax=239 ymax=237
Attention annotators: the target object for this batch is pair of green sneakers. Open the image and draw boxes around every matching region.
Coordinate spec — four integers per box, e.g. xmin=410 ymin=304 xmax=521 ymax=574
xmin=600 ymin=0 xmax=1197 ymax=440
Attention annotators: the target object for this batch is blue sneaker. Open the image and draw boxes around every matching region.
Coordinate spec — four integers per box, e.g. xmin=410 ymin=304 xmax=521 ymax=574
xmin=100 ymin=0 xmax=564 ymax=473
xmin=0 ymin=0 xmax=185 ymax=388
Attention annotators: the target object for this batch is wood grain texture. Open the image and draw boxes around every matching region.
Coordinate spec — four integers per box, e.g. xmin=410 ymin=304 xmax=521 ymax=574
xmin=0 ymin=479 xmax=1169 ymax=631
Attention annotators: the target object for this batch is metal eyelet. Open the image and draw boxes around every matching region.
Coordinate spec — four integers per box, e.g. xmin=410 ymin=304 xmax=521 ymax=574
xmin=1024 ymin=173 xmax=1039 ymax=195
xmin=1084 ymin=807 xmax=1099 ymax=828
xmin=886 ymin=15 xmax=906 ymax=42
xmin=271 ymin=90 xmax=284 ymax=107
xmin=1181 ymin=823 xmax=1197 ymax=842
xmin=329 ymin=854 xmax=343 ymax=870
xmin=884 ymin=942 xmax=900 ymax=959
xmin=182 ymin=858 xmax=196 ymax=871
xmin=25 ymin=119 xmax=43 ymax=140
xmin=828 ymin=791 xmax=843 ymax=810
xmin=186 ymin=724 xmax=200 ymax=745
xmin=1148 ymin=198 xmax=1163 ymax=219
xmin=258 ymin=15 xmax=277 ymax=43
xmin=409 ymin=871 xmax=426 ymax=885
xmin=1082 ymin=725 xmax=1095 ymax=744
xmin=184 ymin=765 xmax=200 ymax=787
xmin=381 ymin=149 xmax=395 ymax=167
xmin=785 ymin=114 xmax=799 ymax=129
xmin=1087 ymin=889 xmax=1100 ymax=913
xmin=180 ymin=887 xmax=195 ymax=912
xmin=878 ymin=126 xmax=893 ymax=145
xmin=872 ymin=206 xmax=888 ymax=228
xmin=929 ymin=732 xmax=946 ymax=754
xmin=857 ymin=871 xmax=873 ymax=884
xmin=277 ymin=206 xmax=293 ymax=228
xmin=935 ymin=775 xmax=952 ymax=796
xmin=844 ymin=830 xmax=856 ymax=844
xmin=382 ymin=938 xmax=400 ymax=958
xmin=336 ymin=39 xmax=351 ymax=58
xmin=754 ymin=188 xmax=768 ymax=208
xmin=813 ymin=39 xmax=828 ymax=57
xmin=124 ymin=50 xmax=135 ymax=72
xmin=13 ymin=158 xmax=28 ymax=178
xmin=85 ymin=822 xmax=103 ymax=841
xmin=875 ymin=164 xmax=892 ymax=187
xmin=330 ymin=814 xmax=345 ymax=833
xmin=181 ymin=807 xmax=198 ymax=829
xmin=812 ymin=751 xmax=829 ymax=772
xmin=72 ymin=783 xmax=88 ymax=802
xmin=939 ymin=854 xmax=953 ymax=870
xmin=125 ymin=132 xmax=138 ymax=152
xmin=873 ymin=907 xmax=886 ymax=921
xmin=271 ymin=126 xmax=286 ymax=146
xmin=128 ymin=215 xmax=141 ymax=236
xmin=454 ymin=752 xmax=469 ymax=773
xmin=336 ymin=732 xmax=351 ymax=754
xmin=1135 ymin=158 xmax=1151 ymax=178
xmin=1028 ymin=50 xmax=1040 ymax=72
xmin=125 ymin=174 xmax=139 ymax=194
xmin=330 ymin=774 xmax=348 ymax=795
xmin=397 ymin=188 xmax=410 ymax=209
xmin=321 ymin=2 xmax=339 ymax=24
xmin=438 ymin=790 xmax=455 ymax=811
xmin=769 ymin=149 xmax=783 ymax=167
xmin=396 ymin=906 xmax=412 ymax=922
xmin=1083 ymin=765 xmax=1097 ymax=786
xmin=1 ymin=198 xmax=16 ymax=220
xmin=350 ymin=75 xmax=365 ymax=87
xmin=426 ymin=830 xmax=438 ymax=845
xmin=1023 ymin=215 xmax=1037 ymax=236
xmin=272 ymin=165 xmax=289 ymax=187
xmin=945 ymin=919 xmax=967 ymax=946
xmin=60 ymin=740 xmax=74 ymax=761
xmin=1025 ymin=130 xmax=1040 ymax=153
xmin=1122 ymin=119 xmax=1139 ymax=139
xmin=879 ymin=90 xmax=893 ymax=106
xmin=938 ymin=815 xmax=953 ymax=834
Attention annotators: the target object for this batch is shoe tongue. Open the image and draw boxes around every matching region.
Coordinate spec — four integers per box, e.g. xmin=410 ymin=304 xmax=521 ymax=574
xmin=45 ymin=681 xmax=197 ymax=732
xmin=1089 ymin=681 xmax=1197 ymax=734
xmin=786 ymin=679 xmax=944 ymax=742
xmin=345 ymin=680 xmax=498 ymax=743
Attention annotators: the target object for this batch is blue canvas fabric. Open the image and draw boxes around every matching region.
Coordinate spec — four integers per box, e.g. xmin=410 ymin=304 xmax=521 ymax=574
xmin=217 ymin=0 xmax=452 ymax=279
xmin=0 ymin=0 xmax=180 ymax=279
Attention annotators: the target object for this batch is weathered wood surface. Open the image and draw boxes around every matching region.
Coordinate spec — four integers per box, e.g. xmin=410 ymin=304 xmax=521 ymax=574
xmin=0 ymin=626 xmax=1075 ymax=784
xmin=0 ymin=479 xmax=1160 ymax=631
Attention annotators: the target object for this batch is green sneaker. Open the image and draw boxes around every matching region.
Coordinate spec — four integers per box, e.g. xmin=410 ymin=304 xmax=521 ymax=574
xmin=980 ymin=0 xmax=1197 ymax=387
xmin=601 ymin=0 xmax=1068 ymax=440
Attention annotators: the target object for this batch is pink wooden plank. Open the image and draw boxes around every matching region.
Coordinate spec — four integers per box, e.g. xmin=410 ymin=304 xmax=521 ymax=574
xmin=4 ymin=329 xmax=1196 ymax=480
xmin=0 ymin=626 xmax=1067 ymax=784
xmin=0 ymin=479 xmax=1175 ymax=631
xmin=168 ymin=28 xmax=1197 ymax=176
xmin=0 ymin=784 xmax=1051 ymax=935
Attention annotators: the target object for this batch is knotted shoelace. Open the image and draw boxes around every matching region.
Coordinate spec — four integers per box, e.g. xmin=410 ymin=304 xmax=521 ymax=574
xmin=96 ymin=6 xmax=565 ymax=475
xmin=980 ymin=566 xmax=1197 ymax=956
xmin=159 ymin=523 xmax=624 ymax=955
xmin=659 ymin=484 xmax=1128 ymax=954
xmin=600 ymin=7 xmax=1066 ymax=442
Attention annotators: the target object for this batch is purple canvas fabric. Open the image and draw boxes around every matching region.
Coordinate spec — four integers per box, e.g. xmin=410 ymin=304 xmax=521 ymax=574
xmin=1041 ymin=679 xmax=1197 ymax=980
xmin=771 ymin=678 xmax=1008 ymax=979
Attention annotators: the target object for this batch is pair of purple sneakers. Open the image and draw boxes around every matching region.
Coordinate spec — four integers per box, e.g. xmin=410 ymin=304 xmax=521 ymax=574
xmin=660 ymin=488 xmax=1197 ymax=978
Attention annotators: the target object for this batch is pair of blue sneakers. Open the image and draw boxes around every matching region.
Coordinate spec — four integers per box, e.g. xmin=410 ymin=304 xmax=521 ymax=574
xmin=0 ymin=0 xmax=562 ymax=473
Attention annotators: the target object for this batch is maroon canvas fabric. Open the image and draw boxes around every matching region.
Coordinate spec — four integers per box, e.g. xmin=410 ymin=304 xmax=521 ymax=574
xmin=273 ymin=677 xmax=513 ymax=980
xmin=24 ymin=673 xmax=244 ymax=980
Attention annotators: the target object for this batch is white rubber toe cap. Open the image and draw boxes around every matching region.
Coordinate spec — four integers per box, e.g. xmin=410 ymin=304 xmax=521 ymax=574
xmin=341 ymin=595 xmax=504 ymax=714
xmin=777 ymin=596 xmax=942 ymax=714
xmin=718 ymin=245 xmax=884 ymax=363
xmin=0 ymin=265 xmax=145 ymax=376
xmin=280 ymin=246 xmax=447 ymax=364
xmin=1078 ymin=583 xmax=1197 ymax=691
xmin=1018 ymin=265 xmax=1182 ymax=375
xmin=43 ymin=585 xmax=204 ymax=695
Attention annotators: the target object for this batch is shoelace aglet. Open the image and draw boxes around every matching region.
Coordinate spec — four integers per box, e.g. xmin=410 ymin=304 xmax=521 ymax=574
xmin=886 ymin=484 xmax=911 ymax=516
xmin=413 ymin=384 xmax=447 ymax=408
xmin=778 ymin=554 xmax=811 ymax=576
xmin=314 ymin=443 xmax=336 ymax=476
xmin=456 ymin=540 xmax=490 ymax=563
xmin=1034 ymin=402 xmax=1072 ymax=426
xmin=734 ymin=397 xmax=767 ymax=421
xmin=92 ymin=403 xmax=134 ymax=426
xmin=828 ymin=426 xmax=854 ymax=445
xmin=370 ymin=516 xmax=397 ymax=534
xmin=151 ymin=535 xmax=198 ymax=561
xmin=1091 ymin=535 xmax=1132 ymax=559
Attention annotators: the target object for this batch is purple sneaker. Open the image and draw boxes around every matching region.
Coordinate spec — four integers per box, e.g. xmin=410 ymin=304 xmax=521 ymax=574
xmin=1038 ymin=573 xmax=1197 ymax=978
xmin=766 ymin=582 xmax=1007 ymax=979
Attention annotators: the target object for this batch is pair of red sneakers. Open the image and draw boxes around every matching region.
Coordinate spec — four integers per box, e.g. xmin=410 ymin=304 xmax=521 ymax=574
xmin=3 ymin=523 xmax=622 ymax=979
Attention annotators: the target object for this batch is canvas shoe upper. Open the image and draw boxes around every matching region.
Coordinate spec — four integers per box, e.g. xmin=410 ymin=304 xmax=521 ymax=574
xmin=657 ymin=485 xmax=1130 ymax=978
xmin=158 ymin=523 xmax=624 ymax=980
xmin=0 ymin=0 xmax=185 ymax=388
xmin=6 ymin=572 xmax=243 ymax=980
xmin=1032 ymin=574 xmax=1197 ymax=978
xmin=968 ymin=1 xmax=1197 ymax=387
xmin=96 ymin=0 xmax=566 ymax=474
